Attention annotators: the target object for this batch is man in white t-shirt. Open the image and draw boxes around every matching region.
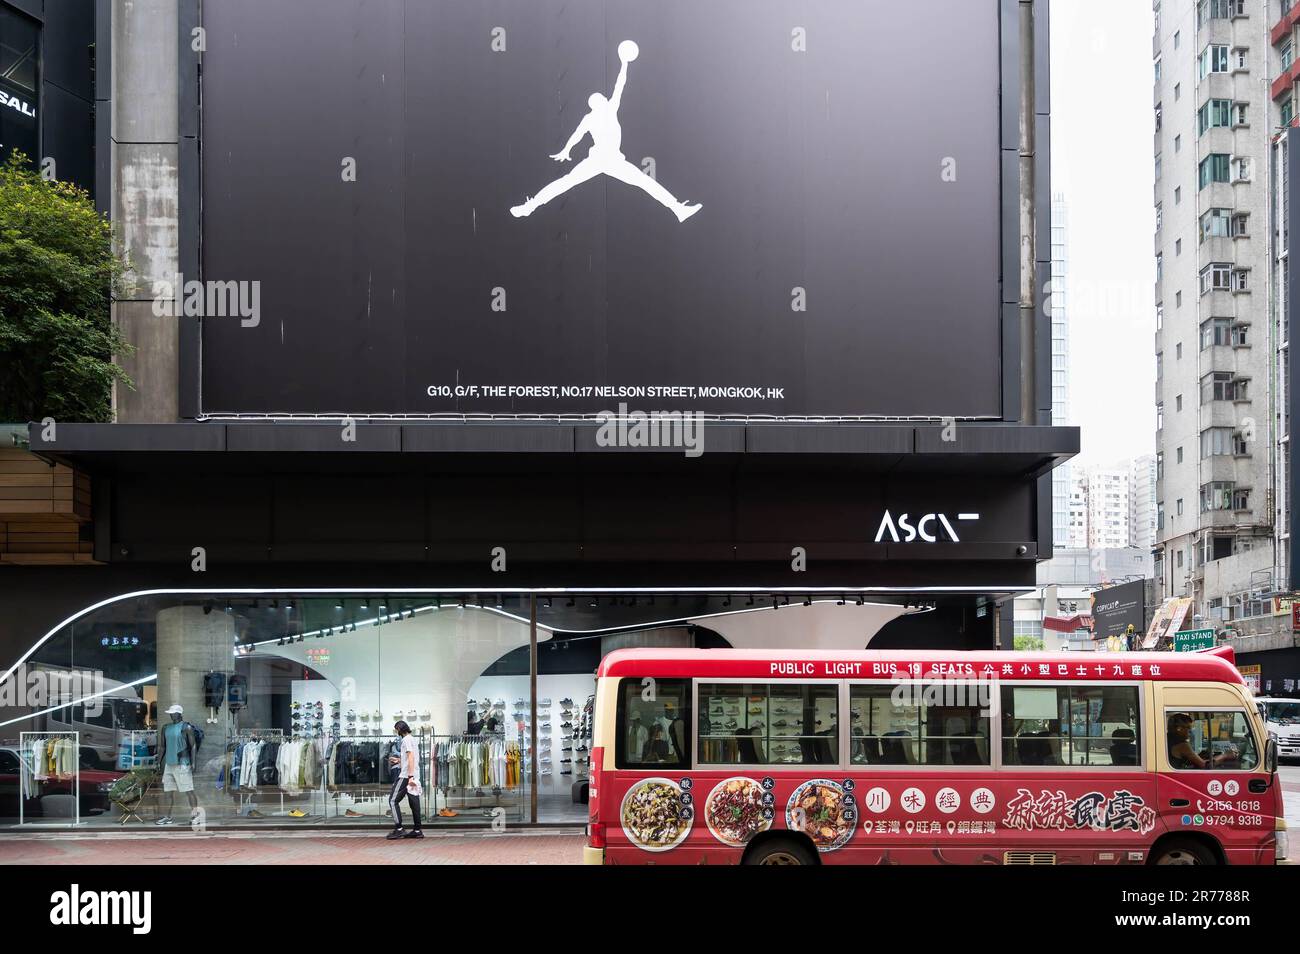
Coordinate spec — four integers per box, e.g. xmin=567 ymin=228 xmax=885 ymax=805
xmin=386 ymin=720 xmax=424 ymax=840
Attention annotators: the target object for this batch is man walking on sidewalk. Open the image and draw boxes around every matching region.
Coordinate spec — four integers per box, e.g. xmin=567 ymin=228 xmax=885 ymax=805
xmin=386 ymin=721 xmax=424 ymax=840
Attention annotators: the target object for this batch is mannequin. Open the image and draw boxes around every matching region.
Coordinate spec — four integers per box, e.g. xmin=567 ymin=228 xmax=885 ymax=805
xmin=156 ymin=704 xmax=199 ymax=825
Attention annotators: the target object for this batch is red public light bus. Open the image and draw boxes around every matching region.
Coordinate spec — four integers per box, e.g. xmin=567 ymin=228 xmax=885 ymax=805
xmin=583 ymin=646 xmax=1287 ymax=865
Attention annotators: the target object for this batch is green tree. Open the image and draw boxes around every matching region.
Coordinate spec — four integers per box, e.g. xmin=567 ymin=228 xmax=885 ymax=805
xmin=1013 ymin=635 xmax=1045 ymax=652
xmin=0 ymin=151 xmax=132 ymax=422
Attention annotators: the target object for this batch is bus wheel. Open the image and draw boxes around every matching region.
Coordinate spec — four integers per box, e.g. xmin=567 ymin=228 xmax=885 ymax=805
xmin=1151 ymin=838 xmax=1217 ymax=866
xmin=745 ymin=838 xmax=817 ymax=866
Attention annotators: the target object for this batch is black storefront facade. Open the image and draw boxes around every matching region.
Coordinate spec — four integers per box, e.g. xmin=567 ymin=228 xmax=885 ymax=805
xmin=0 ymin=0 xmax=1072 ymax=829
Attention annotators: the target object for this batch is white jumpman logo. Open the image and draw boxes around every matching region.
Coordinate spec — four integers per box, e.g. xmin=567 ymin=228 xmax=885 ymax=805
xmin=511 ymin=41 xmax=702 ymax=223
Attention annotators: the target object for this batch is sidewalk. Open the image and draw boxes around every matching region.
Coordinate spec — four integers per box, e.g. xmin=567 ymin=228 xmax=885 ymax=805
xmin=0 ymin=828 xmax=586 ymax=865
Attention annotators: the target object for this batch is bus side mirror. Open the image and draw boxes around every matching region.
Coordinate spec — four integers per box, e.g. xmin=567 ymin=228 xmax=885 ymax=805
xmin=1265 ymin=737 xmax=1278 ymax=775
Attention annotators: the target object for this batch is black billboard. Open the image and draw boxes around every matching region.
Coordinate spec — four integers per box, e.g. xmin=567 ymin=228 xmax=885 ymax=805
xmin=198 ymin=0 xmax=1005 ymax=418
xmin=1090 ymin=579 xmax=1146 ymax=642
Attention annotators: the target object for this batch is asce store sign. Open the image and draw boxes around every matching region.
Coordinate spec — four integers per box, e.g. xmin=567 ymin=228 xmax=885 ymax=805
xmin=200 ymin=0 xmax=1004 ymax=418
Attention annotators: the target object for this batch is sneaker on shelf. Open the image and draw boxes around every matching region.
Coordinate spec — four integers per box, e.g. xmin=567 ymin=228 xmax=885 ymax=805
xmin=724 ymin=719 xmax=738 ymax=729
xmin=248 ymin=809 xmax=265 ymax=818
xmin=748 ymin=706 xmax=763 ymax=714
xmin=560 ymin=697 xmax=574 ymax=706
xmin=155 ymin=816 xmax=173 ymax=826
xmin=538 ymin=698 xmax=552 ymax=706
xmin=288 ymin=809 xmax=307 ymax=818
xmin=344 ymin=809 xmax=364 ymax=818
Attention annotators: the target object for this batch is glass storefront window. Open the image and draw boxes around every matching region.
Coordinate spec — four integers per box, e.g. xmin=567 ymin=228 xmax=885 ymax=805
xmin=0 ymin=593 xmax=609 ymax=828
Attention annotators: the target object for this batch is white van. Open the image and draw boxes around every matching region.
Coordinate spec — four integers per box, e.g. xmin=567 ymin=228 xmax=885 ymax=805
xmin=1256 ymin=697 xmax=1300 ymax=761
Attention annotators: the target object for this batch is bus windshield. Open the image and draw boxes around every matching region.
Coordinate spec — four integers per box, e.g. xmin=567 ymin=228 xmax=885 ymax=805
xmin=1265 ymin=701 xmax=1300 ymax=725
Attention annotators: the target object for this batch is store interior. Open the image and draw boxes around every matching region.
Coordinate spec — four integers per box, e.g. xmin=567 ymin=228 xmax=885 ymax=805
xmin=2 ymin=591 xmax=957 ymax=828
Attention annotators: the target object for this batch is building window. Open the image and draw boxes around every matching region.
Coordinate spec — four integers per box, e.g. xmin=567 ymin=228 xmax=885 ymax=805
xmin=1232 ymin=267 xmax=1249 ymax=291
xmin=1176 ymin=342 xmax=1182 ymax=359
xmin=1156 ymin=351 xmax=1164 ymax=380
xmin=1157 ymin=502 xmax=1165 ymax=531
xmin=1157 ymin=403 xmax=1164 ymax=430
xmin=1156 ymin=303 xmax=1163 ymax=329
xmin=1232 ymin=488 xmax=1250 ymax=510
xmin=1233 ymin=432 xmax=1248 ymax=455
xmin=1156 ymin=253 xmax=1163 ymax=283
xmin=1200 ymin=370 xmax=1246 ymax=402
xmin=1175 ymin=185 xmax=1182 ymax=205
xmin=1199 ymin=208 xmax=1231 ymax=241
xmin=1176 ymin=445 xmax=1183 ymax=463
xmin=1283 ymin=97 xmax=1295 ymax=127
xmin=1155 ymin=102 xmax=1163 ymax=132
xmin=1233 ymin=156 xmax=1251 ymax=181
xmin=1285 ymin=40 xmax=1296 ymax=73
xmin=1176 ymin=237 xmax=1182 ymax=254
xmin=1235 ymin=48 xmax=1248 ymax=70
xmin=1155 ymin=56 xmax=1162 ymax=83
xmin=1200 ymin=426 xmax=1235 ymax=457
xmin=1176 ymin=395 xmax=1183 ymax=413
xmin=1231 ymin=213 xmax=1249 ymax=237
xmin=1235 ymin=102 xmax=1248 ymax=125
xmin=1198 ymin=44 xmax=1229 ymax=80
xmin=1156 ymin=452 xmax=1164 ymax=479
xmin=1198 ymin=262 xmax=1231 ymax=294
xmin=1175 ymin=30 xmax=1180 ymax=50
xmin=1201 ymin=482 xmax=1235 ymax=511
xmin=1156 ymin=153 xmax=1163 ymax=181
xmin=1231 ymin=322 xmax=1248 ymax=346
xmin=1201 ymin=316 xmax=1231 ymax=348
xmin=1155 ymin=202 xmax=1163 ymax=231
xmin=1197 ymin=98 xmax=1232 ymax=134
xmin=1176 ymin=498 xmax=1184 ymax=516
xmin=1198 ymin=153 xmax=1230 ymax=188
xmin=1176 ymin=290 xmax=1183 ymax=307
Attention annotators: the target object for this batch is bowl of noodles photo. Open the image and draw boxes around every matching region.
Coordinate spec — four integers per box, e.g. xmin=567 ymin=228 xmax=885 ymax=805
xmin=785 ymin=779 xmax=855 ymax=851
xmin=620 ymin=777 xmax=692 ymax=851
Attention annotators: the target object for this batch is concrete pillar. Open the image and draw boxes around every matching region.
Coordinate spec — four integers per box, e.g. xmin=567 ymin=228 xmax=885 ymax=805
xmin=110 ymin=0 xmax=180 ymax=422
xmin=155 ymin=604 xmax=234 ymax=819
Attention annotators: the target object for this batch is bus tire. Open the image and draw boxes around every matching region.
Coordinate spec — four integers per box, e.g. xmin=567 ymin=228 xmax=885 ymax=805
xmin=1150 ymin=836 xmax=1218 ymax=866
xmin=743 ymin=837 xmax=818 ymax=866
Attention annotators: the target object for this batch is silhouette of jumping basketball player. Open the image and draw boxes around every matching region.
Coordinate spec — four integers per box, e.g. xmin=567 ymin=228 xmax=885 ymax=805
xmin=511 ymin=41 xmax=702 ymax=222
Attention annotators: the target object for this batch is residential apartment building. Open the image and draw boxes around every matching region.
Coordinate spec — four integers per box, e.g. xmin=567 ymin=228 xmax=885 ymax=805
xmin=1131 ymin=453 xmax=1159 ymax=550
xmin=1051 ymin=196 xmax=1074 ymax=548
xmin=1153 ymin=0 xmax=1280 ymax=631
xmin=1087 ymin=467 xmax=1133 ymax=549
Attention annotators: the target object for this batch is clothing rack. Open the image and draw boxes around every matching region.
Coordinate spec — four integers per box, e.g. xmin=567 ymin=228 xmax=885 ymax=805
xmin=228 ymin=729 xmax=286 ymax=816
xmin=429 ymin=731 xmax=526 ymax=821
xmin=19 ymin=731 xmax=80 ymax=828
xmin=324 ymin=732 xmax=430 ymax=820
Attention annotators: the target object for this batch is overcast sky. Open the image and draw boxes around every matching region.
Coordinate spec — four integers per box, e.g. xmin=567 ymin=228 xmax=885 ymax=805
xmin=1051 ymin=0 xmax=1156 ymax=470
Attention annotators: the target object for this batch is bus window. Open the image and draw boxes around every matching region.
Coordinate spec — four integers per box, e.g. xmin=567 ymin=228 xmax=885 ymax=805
xmin=1001 ymin=686 xmax=1141 ymax=767
xmin=850 ymin=684 xmax=990 ymax=766
xmin=697 ymin=683 xmax=837 ymax=766
xmin=615 ymin=678 xmax=690 ymax=769
xmin=1165 ymin=710 xmax=1258 ymax=771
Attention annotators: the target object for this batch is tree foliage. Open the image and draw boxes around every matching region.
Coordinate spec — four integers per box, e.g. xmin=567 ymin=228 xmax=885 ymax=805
xmin=0 ymin=151 xmax=132 ymax=422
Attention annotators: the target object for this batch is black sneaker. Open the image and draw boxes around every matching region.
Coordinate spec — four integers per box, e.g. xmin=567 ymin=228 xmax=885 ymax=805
xmin=386 ymin=828 xmax=406 ymax=840
xmin=403 ymin=830 xmax=424 ymax=839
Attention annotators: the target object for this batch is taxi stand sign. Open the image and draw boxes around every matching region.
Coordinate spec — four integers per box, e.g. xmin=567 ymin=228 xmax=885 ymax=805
xmin=1173 ymin=628 xmax=1216 ymax=652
